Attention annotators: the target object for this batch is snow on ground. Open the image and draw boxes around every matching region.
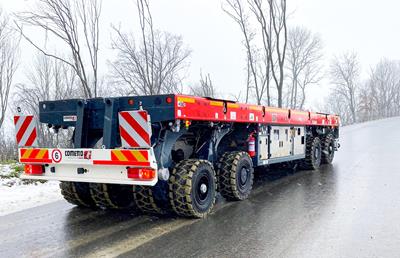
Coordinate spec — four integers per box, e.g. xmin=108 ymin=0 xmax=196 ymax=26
xmin=0 ymin=164 xmax=62 ymax=216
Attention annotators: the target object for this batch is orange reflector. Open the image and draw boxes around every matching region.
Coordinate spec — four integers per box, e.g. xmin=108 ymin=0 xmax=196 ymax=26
xmin=24 ymin=164 xmax=44 ymax=175
xmin=166 ymin=97 xmax=173 ymax=104
xmin=127 ymin=168 xmax=156 ymax=181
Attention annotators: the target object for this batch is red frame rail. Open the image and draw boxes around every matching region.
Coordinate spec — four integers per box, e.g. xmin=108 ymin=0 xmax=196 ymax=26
xmin=174 ymin=95 xmax=339 ymax=127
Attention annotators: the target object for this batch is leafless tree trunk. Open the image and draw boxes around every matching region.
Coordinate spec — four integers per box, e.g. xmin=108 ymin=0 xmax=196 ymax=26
xmin=189 ymin=71 xmax=216 ymax=98
xmin=14 ymin=52 xmax=77 ymax=147
xmin=330 ymin=52 xmax=360 ymax=124
xmin=357 ymin=84 xmax=375 ymax=122
xmin=0 ymin=9 xmax=19 ymax=130
xmin=224 ymin=0 xmax=268 ymax=105
xmin=268 ymin=0 xmax=287 ymax=107
xmin=110 ymin=0 xmax=191 ymax=96
xmin=248 ymin=0 xmax=272 ymax=106
xmin=16 ymin=0 xmax=102 ymax=98
xmin=224 ymin=0 xmax=287 ymax=107
xmin=286 ymin=26 xmax=323 ymax=109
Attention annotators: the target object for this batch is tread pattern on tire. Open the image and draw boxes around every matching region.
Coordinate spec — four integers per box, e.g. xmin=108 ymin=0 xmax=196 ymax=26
xmin=301 ymin=136 xmax=321 ymax=170
xmin=89 ymin=183 xmax=136 ymax=210
xmin=133 ymin=185 xmax=165 ymax=215
xmin=218 ymin=151 xmax=254 ymax=201
xmin=321 ymin=134 xmax=335 ymax=164
xmin=60 ymin=181 xmax=96 ymax=208
xmin=169 ymin=159 xmax=216 ymax=218
xmin=89 ymin=183 xmax=118 ymax=209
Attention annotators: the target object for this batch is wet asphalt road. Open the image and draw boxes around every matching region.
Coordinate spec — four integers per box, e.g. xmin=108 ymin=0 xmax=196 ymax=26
xmin=1 ymin=117 xmax=400 ymax=258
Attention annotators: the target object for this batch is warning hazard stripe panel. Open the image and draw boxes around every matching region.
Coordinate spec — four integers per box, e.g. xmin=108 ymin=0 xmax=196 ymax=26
xmin=14 ymin=115 xmax=38 ymax=147
xmin=118 ymin=111 xmax=151 ymax=148
xmin=19 ymin=148 xmax=52 ymax=163
xmin=93 ymin=149 xmax=150 ymax=167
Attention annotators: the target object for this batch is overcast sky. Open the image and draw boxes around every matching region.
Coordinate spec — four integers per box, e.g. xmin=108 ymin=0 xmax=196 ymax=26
xmin=1 ymin=0 xmax=399 ymax=110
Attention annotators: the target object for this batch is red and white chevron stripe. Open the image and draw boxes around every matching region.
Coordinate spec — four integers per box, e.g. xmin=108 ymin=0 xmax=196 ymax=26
xmin=118 ymin=111 xmax=151 ymax=148
xmin=14 ymin=115 xmax=38 ymax=147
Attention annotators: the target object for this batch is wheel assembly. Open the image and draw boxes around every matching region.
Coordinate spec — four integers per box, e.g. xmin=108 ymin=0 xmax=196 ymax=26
xmin=301 ymin=136 xmax=322 ymax=170
xmin=133 ymin=183 xmax=170 ymax=215
xmin=169 ymin=159 xmax=216 ymax=218
xmin=322 ymin=134 xmax=335 ymax=164
xmin=89 ymin=183 xmax=137 ymax=210
xmin=218 ymin=151 xmax=254 ymax=201
xmin=60 ymin=181 xmax=97 ymax=208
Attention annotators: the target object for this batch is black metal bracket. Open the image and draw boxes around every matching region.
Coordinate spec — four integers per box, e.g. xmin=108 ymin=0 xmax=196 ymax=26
xmin=102 ymin=98 xmax=120 ymax=149
xmin=73 ymin=100 xmax=85 ymax=148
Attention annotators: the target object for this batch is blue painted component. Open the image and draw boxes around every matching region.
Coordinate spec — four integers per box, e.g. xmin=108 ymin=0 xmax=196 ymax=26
xmin=38 ymin=94 xmax=176 ymax=149
xmin=102 ymin=98 xmax=120 ymax=149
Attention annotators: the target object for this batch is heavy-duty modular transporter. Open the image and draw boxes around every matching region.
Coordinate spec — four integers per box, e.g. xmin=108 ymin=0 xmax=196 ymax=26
xmin=15 ymin=94 xmax=340 ymax=218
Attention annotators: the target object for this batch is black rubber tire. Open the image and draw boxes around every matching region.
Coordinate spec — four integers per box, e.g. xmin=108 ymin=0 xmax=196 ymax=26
xmin=60 ymin=181 xmax=97 ymax=208
xmin=301 ymin=136 xmax=322 ymax=170
xmin=218 ymin=151 xmax=254 ymax=201
xmin=322 ymin=134 xmax=335 ymax=164
xmin=89 ymin=183 xmax=137 ymax=210
xmin=169 ymin=159 xmax=216 ymax=218
xmin=133 ymin=185 xmax=167 ymax=215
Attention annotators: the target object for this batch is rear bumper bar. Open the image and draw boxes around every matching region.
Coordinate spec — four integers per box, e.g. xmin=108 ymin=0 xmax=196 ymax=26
xmin=19 ymin=148 xmax=158 ymax=186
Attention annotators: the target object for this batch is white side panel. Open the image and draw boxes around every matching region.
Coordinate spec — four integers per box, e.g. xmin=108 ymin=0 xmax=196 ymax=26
xmin=258 ymin=135 xmax=268 ymax=160
xmin=270 ymin=126 xmax=292 ymax=159
xmin=293 ymin=127 xmax=305 ymax=155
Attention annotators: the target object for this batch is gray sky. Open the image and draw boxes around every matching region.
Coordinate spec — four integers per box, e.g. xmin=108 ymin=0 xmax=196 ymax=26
xmin=1 ymin=0 xmax=400 ymax=110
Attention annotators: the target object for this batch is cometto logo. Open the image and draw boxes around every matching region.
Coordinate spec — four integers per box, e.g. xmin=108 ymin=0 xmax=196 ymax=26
xmin=64 ymin=150 xmax=92 ymax=160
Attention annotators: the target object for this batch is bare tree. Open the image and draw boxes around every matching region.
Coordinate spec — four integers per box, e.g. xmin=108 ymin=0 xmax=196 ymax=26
xmin=323 ymin=91 xmax=352 ymax=125
xmin=330 ymin=52 xmax=360 ymax=124
xmin=189 ymin=71 xmax=216 ymax=98
xmin=16 ymin=0 xmax=102 ymax=98
xmin=360 ymin=59 xmax=400 ymax=120
xmin=223 ymin=0 xmax=269 ymax=105
xmin=14 ymin=52 xmax=77 ymax=147
xmin=0 ymin=9 xmax=19 ymax=129
xmin=286 ymin=26 xmax=323 ymax=109
xmin=248 ymin=0 xmax=288 ymax=107
xmin=327 ymin=57 xmax=400 ymax=125
xmin=357 ymin=84 xmax=375 ymax=122
xmin=267 ymin=0 xmax=287 ymax=107
xmin=0 ymin=129 xmax=17 ymax=161
xmin=110 ymin=0 xmax=191 ymax=96
xmin=224 ymin=0 xmax=288 ymax=107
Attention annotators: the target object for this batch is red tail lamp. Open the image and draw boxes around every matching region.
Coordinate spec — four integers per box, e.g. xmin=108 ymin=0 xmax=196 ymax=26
xmin=166 ymin=97 xmax=173 ymax=104
xmin=24 ymin=164 xmax=44 ymax=175
xmin=127 ymin=168 xmax=156 ymax=181
xmin=128 ymin=99 xmax=135 ymax=106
